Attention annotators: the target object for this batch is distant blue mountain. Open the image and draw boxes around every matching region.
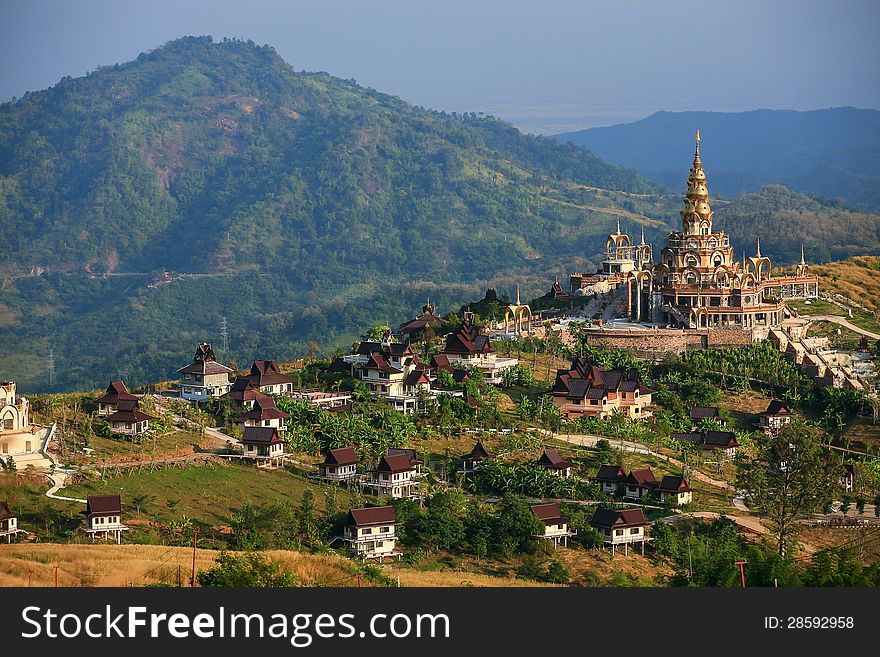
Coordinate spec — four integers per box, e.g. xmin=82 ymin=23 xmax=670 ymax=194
xmin=554 ymin=107 xmax=880 ymax=210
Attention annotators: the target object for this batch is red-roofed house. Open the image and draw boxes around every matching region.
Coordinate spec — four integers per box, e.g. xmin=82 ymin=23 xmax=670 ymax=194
xmin=239 ymin=426 xmax=286 ymax=465
xmin=317 ymin=447 xmax=359 ymax=481
xmin=84 ymin=495 xmax=128 ymax=543
xmin=341 ymin=506 xmax=400 ymax=561
xmin=537 ymin=449 xmax=573 ymax=478
xmin=549 ymin=358 xmax=654 ymax=419
xmin=364 ymin=455 xmax=418 ymax=499
xmin=656 ymin=475 xmax=693 ymax=506
xmin=94 ymin=381 xmax=138 ymax=417
xmin=246 ymin=360 xmax=294 ymax=395
xmin=176 ymin=342 xmax=233 ymax=401
xmin=590 ymin=507 xmax=649 ymax=554
xmin=622 ymin=468 xmax=658 ymax=500
xmin=757 ymin=399 xmax=793 ymax=435
xmin=1 ymin=501 xmax=24 ymax=543
xmin=531 ymin=503 xmax=576 ymax=547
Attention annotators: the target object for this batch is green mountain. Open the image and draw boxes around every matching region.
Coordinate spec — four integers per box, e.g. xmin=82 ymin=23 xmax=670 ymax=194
xmin=554 ymin=108 xmax=880 ymax=211
xmin=0 ymin=36 xmax=669 ymax=392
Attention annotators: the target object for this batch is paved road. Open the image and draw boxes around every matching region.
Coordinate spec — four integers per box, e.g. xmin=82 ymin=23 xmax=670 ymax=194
xmin=660 ymin=511 xmax=768 ymax=535
xmin=806 ymin=314 xmax=880 ymax=340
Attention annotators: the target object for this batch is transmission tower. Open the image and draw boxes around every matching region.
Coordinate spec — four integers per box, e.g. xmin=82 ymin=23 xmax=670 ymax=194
xmin=47 ymin=349 xmax=56 ymax=387
xmin=220 ymin=316 xmax=229 ymax=353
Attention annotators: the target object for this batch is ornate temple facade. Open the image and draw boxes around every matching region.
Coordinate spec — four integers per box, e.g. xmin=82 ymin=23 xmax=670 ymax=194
xmin=576 ymin=132 xmax=819 ymax=334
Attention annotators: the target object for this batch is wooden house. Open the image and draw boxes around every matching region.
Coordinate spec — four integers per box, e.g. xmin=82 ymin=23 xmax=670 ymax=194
xmin=690 ymin=406 xmax=722 ymax=430
xmin=317 ymin=447 xmax=359 ymax=481
xmin=458 ymin=440 xmax=491 ymax=474
xmin=0 ymin=501 xmax=24 ymax=543
xmin=364 ymin=454 xmax=418 ymax=499
xmin=549 ymin=358 xmax=654 ymax=419
xmin=589 ymin=507 xmax=649 ymax=554
xmin=622 ymin=468 xmax=658 ymax=500
xmin=757 ymin=399 xmax=793 ymax=435
xmin=530 ymin=503 xmax=576 ymax=547
xmin=94 ymin=380 xmax=138 ymax=417
xmin=84 ymin=495 xmax=128 ymax=543
xmin=176 ymin=342 xmax=233 ymax=402
xmin=107 ymin=400 xmax=155 ymax=437
xmin=537 ymin=448 xmax=573 ymax=478
xmin=656 ymin=475 xmax=693 ymax=506
xmin=240 ymin=426 xmax=286 ymax=465
xmin=246 ymin=360 xmax=295 ymax=396
xmin=237 ymin=393 xmax=289 ymax=435
xmin=341 ymin=506 xmax=401 ymax=561
xmin=594 ymin=464 xmax=625 ymax=496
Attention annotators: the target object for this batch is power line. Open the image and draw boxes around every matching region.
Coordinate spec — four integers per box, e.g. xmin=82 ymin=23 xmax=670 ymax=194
xmin=220 ymin=316 xmax=229 ymax=354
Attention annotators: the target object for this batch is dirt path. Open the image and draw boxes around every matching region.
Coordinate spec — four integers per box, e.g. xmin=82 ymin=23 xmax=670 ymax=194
xmin=806 ymin=314 xmax=880 ymax=340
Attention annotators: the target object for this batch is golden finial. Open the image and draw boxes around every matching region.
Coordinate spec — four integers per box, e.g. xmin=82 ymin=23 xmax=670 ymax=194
xmin=693 ymin=129 xmax=701 ymax=164
xmin=800 ymin=244 xmax=806 ymax=265
xmin=640 ymin=225 xmax=646 ymax=245
xmin=696 ymin=129 xmax=700 ymax=142
xmin=756 ymin=237 xmax=762 ymax=258
xmin=615 ymin=215 xmax=621 ymax=235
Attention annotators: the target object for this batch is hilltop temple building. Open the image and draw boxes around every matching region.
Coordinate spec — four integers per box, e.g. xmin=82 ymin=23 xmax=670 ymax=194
xmin=567 ymin=132 xmax=819 ymax=345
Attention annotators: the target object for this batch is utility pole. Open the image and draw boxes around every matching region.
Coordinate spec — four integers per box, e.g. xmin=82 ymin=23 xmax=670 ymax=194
xmin=734 ymin=560 xmax=748 ymax=588
xmin=54 ymin=564 xmax=59 ymax=588
xmin=191 ymin=527 xmax=200 ymax=587
xmin=220 ymin=316 xmax=229 ymax=354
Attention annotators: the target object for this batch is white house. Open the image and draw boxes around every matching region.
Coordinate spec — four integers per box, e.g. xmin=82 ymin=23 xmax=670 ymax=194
xmin=757 ymin=399 xmax=793 ymax=435
xmin=239 ymin=426 xmax=286 ymax=464
xmin=317 ymin=447 xmax=359 ymax=481
xmin=176 ymin=342 xmax=233 ymax=402
xmin=94 ymin=380 xmax=139 ymax=417
xmin=364 ymin=454 xmax=418 ymax=499
xmin=237 ymin=393 xmax=289 ymax=435
xmin=590 ymin=508 xmax=649 ymax=555
xmin=84 ymin=495 xmax=128 ymax=544
xmin=341 ymin=506 xmax=401 ymax=561
xmin=656 ymin=475 xmax=693 ymax=506
xmin=531 ymin=503 xmax=576 ymax=548
xmin=536 ymin=449 xmax=573 ymax=478
xmin=0 ymin=501 xmax=24 ymax=543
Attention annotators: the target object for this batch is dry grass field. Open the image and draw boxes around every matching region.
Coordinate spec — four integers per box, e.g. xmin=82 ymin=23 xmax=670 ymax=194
xmin=0 ymin=544 xmax=555 ymax=588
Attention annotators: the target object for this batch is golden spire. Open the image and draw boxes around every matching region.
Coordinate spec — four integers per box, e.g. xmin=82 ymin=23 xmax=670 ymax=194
xmin=694 ymin=129 xmax=701 ymax=165
xmin=615 ymin=215 xmax=621 ymax=235
xmin=516 ymin=285 xmax=521 ymax=305
xmin=640 ymin=225 xmax=646 ymax=245
xmin=680 ymin=130 xmax=712 ymax=234
xmin=756 ymin=237 xmax=762 ymax=258
xmin=800 ymin=244 xmax=806 ymax=265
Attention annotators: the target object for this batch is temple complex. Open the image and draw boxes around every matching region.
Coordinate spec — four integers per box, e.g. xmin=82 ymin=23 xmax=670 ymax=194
xmin=567 ymin=132 xmax=819 ymax=344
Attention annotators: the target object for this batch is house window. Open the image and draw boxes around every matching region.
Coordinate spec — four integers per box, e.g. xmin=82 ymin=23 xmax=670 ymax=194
xmin=380 ymin=526 xmax=390 ymax=533
xmin=362 ymin=528 xmax=372 ymax=535
xmin=630 ymin=528 xmax=640 ymax=535
xmin=615 ymin=529 xmax=623 ymax=536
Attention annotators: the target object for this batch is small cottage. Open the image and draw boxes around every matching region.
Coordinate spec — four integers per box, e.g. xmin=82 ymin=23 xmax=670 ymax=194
xmin=0 ymin=501 xmax=24 ymax=543
xmin=317 ymin=447 xmax=359 ymax=481
xmin=757 ymin=400 xmax=793 ymax=435
xmin=342 ymin=506 xmax=400 ymax=561
xmin=458 ymin=440 xmax=491 ymax=474
xmin=94 ymin=380 xmax=138 ymax=417
xmin=594 ymin=464 xmax=625 ymax=496
xmin=237 ymin=393 xmax=289 ymax=435
xmin=240 ymin=426 xmax=286 ymax=464
xmin=364 ymin=454 xmax=418 ymax=499
xmin=530 ymin=503 xmax=576 ymax=547
xmin=589 ymin=507 xmax=649 ymax=555
xmin=84 ymin=495 xmax=128 ymax=543
xmin=107 ymin=400 xmax=155 ymax=437
xmin=622 ymin=468 xmax=658 ymax=500
xmin=176 ymin=342 xmax=233 ymax=402
xmin=537 ymin=448 xmax=573 ymax=478
xmin=656 ymin=475 xmax=693 ymax=506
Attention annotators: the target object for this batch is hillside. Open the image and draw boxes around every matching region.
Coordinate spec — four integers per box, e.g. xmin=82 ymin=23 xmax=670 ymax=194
xmin=555 ymin=108 xmax=880 ymax=211
xmin=0 ymin=36 xmax=677 ymax=392
xmin=1 ymin=38 xmax=878 ymax=393
xmin=713 ymin=186 xmax=880 ymax=264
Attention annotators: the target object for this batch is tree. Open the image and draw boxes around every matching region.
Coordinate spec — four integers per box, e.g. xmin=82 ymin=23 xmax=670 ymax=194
xmin=298 ymin=489 xmax=319 ymax=544
xmin=198 ymin=552 xmax=299 ymax=587
xmin=736 ymin=421 xmax=839 ymax=555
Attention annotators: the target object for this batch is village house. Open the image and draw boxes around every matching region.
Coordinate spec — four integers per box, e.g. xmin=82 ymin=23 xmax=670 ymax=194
xmin=594 ymin=464 xmax=626 ymax=496
xmin=387 ymin=447 xmax=423 ymax=475
xmin=1 ymin=380 xmax=29 ymax=431
xmin=549 ymin=357 xmax=654 ymax=419
xmin=1 ymin=501 xmax=24 ymax=543
xmin=341 ymin=506 xmax=401 ymax=561
xmin=94 ymin=380 xmax=139 ymax=417
xmin=458 ymin=440 xmax=491 ymax=474
xmin=590 ymin=507 xmax=649 ymax=555
xmin=237 ymin=393 xmax=289 ymax=435
xmin=536 ymin=448 xmax=573 ymax=478
xmin=671 ymin=431 xmax=739 ymax=457
xmin=364 ymin=454 xmax=419 ymax=499
xmin=341 ymin=333 xmax=436 ymax=414
xmin=317 ymin=447 xmax=359 ymax=481
xmin=656 ymin=475 xmax=693 ymax=506
xmin=398 ymin=303 xmax=448 ymax=341
xmin=841 ymin=463 xmax=855 ymax=493
xmin=239 ymin=426 xmax=286 ymax=465
xmin=176 ymin=342 xmax=233 ymax=402
xmin=439 ymin=312 xmax=518 ymax=384
xmin=106 ymin=400 xmax=155 ymax=438
xmin=622 ymin=468 xmax=659 ymax=500
xmin=530 ymin=503 xmax=577 ymax=547
xmin=690 ymin=406 xmax=722 ymax=430
xmin=757 ymin=399 xmax=793 ymax=435
xmin=245 ymin=360 xmax=295 ymax=396
xmin=428 ymin=354 xmax=471 ymax=385
xmin=221 ymin=377 xmax=261 ymax=409
xmin=84 ymin=494 xmax=128 ymax=543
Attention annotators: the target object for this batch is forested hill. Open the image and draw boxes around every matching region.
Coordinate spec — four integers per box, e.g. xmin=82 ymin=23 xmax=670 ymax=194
xmin=0 ymin=35 xmax=659 ymax=278
xmin=0 ymin=36 xmax=671 ymax=392
xmin=554 ymin=108 xmax=880 ymax=211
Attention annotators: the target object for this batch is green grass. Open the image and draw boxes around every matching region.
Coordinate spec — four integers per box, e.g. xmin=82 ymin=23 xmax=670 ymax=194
xmin=63 ymin=462 xmax=354 ymax=526
xmin=62 ymin=430 xmax=207 ymax=466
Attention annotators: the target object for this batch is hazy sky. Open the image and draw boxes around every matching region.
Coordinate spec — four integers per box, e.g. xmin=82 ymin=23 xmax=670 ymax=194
xmin=1 ymin=0 xmax=879 ymax=133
